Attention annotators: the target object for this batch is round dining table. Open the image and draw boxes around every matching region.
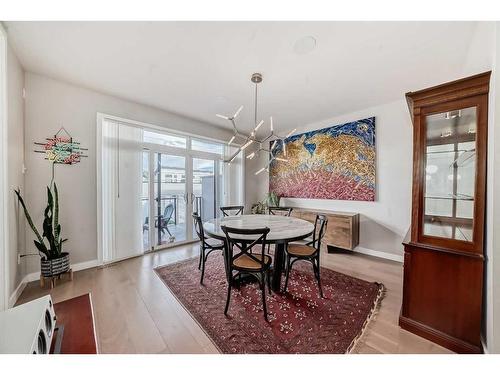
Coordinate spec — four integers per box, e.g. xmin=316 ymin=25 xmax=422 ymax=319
xmin=203 ymin=214 xmax=314 ymax=291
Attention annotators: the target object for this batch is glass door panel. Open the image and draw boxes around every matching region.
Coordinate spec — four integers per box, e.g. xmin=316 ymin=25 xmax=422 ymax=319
xmin=192 ymin=158 xmax=216 ymax=222
xmin=153 ymin=153 xmax=187 ymax=247
xmin=142 ymin=151 xmax=150 ymax=251
xmin=423 ymin=107 xmax=476 ymax=241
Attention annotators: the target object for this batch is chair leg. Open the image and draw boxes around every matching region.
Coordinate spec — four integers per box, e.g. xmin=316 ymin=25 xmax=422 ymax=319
xmin=261 ymin=272 xmax=268 ymax=322
xmin=267 ymin=270 xmax=272 ymax=294
xmin=224 ymin=279 xmax=233 ymax=316
xmin=283 ymin=254 xmax=292 ymax=293
xmin=198 ymin=246 xmax=203 ymax=270
xmin=200 ymin=253 xmax=206 ymax=284
xmin=313 ymin=258 xmax=324 ymax=298
xmin=166 ymin=225 xmax=172 ymax=236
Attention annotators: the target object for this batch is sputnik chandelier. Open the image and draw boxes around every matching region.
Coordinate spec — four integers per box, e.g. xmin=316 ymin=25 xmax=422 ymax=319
xmin=216 ymin=73 xmax=296 ymax=175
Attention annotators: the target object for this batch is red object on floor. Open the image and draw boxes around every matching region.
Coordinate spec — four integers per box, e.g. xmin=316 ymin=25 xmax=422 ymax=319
xmin=155 ymin=256 xmax=384 ymax=353
xmin=51 ymin=293 xmax=98 ymax=354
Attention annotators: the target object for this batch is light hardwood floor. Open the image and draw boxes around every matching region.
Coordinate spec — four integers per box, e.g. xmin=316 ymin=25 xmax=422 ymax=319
xmin=17 ymin=244 xmax=452 ymax=354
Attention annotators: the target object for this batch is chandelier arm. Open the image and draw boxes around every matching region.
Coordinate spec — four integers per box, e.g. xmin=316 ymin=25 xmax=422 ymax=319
xmin=230 ymin=118 xmax=237 ymax=130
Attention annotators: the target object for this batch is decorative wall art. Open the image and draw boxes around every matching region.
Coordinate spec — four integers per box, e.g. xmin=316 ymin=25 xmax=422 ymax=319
xmin=269 ymin=117 xmax=376 ymax=201
xmin=34 ymin=127 xmax=88 ymax=165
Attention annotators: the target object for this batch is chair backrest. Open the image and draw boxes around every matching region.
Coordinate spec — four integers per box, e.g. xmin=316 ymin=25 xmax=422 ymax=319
xmin=220 ymin=205 xmax=244 ymax=217
xmin=221 ymin=226 xmax=270 ymax=270
xmin=268 ymin=206 xmax=293 ymax=217
xmin=163 ymin=203 xmax=174 ymax=221
xmin=192 ymin=213 xmax=204 ymax=241
xmin=311 ymin=214 xmax=328 ymax=251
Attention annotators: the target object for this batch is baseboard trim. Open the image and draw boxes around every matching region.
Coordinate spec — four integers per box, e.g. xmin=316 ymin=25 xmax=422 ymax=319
xmin=8 ymin=274 xmax=29 ymax=308
xmin=8 ymin=259 xmax=101 ymax=307
xmin=353 ymin=246 xmax=404 ymax=263
xmin=399 ymin=314 xmax=482 ymax=354
xmin=24 ymin=259 xmax=100 ymax=283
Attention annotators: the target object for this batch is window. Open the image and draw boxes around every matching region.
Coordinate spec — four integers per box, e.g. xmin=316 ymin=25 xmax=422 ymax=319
xmin=143 ymin=130 xmax=187 ymax=148
xmin=191 ymin=138 xmax=224 ymax=155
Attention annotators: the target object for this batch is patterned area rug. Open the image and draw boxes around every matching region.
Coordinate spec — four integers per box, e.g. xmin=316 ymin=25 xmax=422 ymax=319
xmin=154 ymin=255 xmax=384 ymax=354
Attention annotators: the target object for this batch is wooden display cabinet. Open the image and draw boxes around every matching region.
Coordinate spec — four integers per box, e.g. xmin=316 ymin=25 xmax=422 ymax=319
xmin=400 ymin=72 xmax=490 ymax=353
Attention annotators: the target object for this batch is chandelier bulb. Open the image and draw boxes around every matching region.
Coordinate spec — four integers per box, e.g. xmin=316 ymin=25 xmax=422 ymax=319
xmin=255 ymin=167 xmax=266 ymax=175
xmin=241 ymin=140 xmax=253 ymax=150
xmin=285 ymin=128 xmax=296 ymax=138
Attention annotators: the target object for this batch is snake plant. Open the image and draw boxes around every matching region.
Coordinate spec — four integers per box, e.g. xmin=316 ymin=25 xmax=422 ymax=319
xmin=15 ymin=183 xmax=68 ymax=260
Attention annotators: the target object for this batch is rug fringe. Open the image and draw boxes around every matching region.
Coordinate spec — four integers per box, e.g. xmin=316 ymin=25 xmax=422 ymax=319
xmin=346 ymin=282 xmax=386 ymax=354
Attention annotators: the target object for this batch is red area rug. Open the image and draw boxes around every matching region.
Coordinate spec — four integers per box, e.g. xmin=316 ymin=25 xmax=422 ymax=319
xmin=154 ymin=255 xmax=384 ymax=354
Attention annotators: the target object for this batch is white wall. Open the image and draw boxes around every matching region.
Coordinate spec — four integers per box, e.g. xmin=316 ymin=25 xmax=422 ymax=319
xmin=491 ymin=24 xmax=500 ymax=355
xmin=6 ymin=39 xmax=25 ymax=305
xmin=458 ymin=21 xmax=500 ymax=354
xmin=478 ymin=23 xmax=500 ymax=355
xmin=23 ymin=72 xmax=232 ymax=275
xmin=0 ymin=24 xmax=7 ymax=310
xmin=246 ymin=99 xmax=413 ymax=258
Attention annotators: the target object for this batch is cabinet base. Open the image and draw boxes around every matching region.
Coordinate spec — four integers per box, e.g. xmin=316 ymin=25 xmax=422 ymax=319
xmin=399 ymin=314 xmax=482 ymax=354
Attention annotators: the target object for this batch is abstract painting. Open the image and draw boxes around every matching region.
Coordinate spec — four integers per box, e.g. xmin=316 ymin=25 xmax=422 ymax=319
xmin=269 ymin=117 xmax=375 ymax=201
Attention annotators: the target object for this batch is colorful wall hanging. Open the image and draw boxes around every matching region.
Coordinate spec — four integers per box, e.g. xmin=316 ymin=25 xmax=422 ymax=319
xmin=269 ymin=117 xmax=376 ymax=201
xmin=34 ymin=127 xmax=88 ymax=165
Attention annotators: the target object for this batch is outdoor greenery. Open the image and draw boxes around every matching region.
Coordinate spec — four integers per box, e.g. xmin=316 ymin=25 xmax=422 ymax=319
xmin=15 ymin=183 xmax=68 ymax=260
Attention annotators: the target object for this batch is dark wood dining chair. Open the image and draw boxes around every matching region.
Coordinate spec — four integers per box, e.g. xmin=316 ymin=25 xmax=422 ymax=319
xmin=268 ymin=206 xmax=293 ymax=216
xmin=192 ymin=213 xmax=225 ymax=284
xmin=221 ymin=225 xmax=272 ymax=321
xmin=283 ymin=214 xmax=328 ymax=298
xmin=220 ymin=205 xmax=244 ymax=217
xmin=267 ymin=206 xmax=293 ymax=253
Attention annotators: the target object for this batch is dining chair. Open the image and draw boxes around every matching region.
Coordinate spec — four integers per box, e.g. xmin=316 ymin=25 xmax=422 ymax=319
xmin=157 ymin=203 xmax=175 ymax=237
xmin=221 ymin=225 xmax=272 ymax=321
xmin=192 ymin=213 xmax=225 ymax=284
xmin=283 ymin=214 xmax=328 ymax=298
xmin=267 ymin=206 xmax=293 ymax=253
xmin=220 ymin=205 xmax=244 ymax=217
xmin=268 ymin=206 xmax=293 ymax=216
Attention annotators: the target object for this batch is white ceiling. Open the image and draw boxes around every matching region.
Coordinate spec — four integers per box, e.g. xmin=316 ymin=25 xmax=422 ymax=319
xmin=4 ymin=21 xmax=480 ymax=133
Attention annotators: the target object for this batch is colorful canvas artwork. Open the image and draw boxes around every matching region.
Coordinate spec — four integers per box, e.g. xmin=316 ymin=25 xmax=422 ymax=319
xmin=269 ymin=117 xmax=376 ymax=201
xmin=34 ymin=127 xmax=88 ymax=165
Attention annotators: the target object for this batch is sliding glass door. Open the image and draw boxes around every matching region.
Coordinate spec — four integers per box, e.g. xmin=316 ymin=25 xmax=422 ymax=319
xmin=153 ymin=153 xmax=187 ymax=247
xmin=143 ymin=152 xmax=222 ymax=251
xmin=192 ymin=158 xmax=217 ymax=221
xmin=99 ymin=114 xmax=244 ymax=261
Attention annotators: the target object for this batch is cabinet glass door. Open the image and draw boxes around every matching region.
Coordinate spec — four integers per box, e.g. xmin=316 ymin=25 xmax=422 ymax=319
xmin=423 ymin=107 xmax=476 ymax=241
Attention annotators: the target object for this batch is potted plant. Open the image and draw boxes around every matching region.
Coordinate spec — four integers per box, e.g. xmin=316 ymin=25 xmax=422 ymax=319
xmin=15 ymin=183 xmax=70 ymax=277
xmin=251 ymin=191 xmax=281 ymax=214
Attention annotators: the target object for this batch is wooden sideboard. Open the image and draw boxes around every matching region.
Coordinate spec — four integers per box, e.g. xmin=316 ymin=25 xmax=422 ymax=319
xmin=290 ymin=208 xmax=359 ymax=251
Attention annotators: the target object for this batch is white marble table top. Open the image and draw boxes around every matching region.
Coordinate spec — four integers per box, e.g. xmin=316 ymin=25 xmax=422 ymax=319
xmin=203 ymin=214 xmax=314 ymax=243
